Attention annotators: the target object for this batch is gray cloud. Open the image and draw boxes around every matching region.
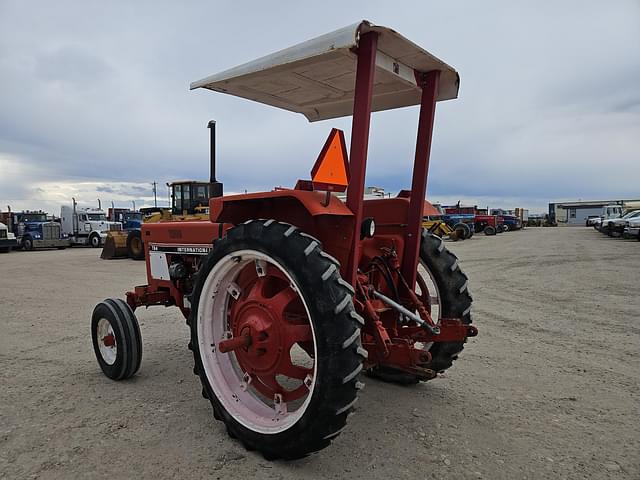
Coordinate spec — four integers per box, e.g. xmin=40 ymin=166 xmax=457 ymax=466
xmin=1 ymin=0 xmax=638 ymax=214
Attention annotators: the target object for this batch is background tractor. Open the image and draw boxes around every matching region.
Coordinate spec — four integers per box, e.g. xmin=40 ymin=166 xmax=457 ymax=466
xmin=102 ymin=125 xmax=223 ymax=261
xmin=101 ymin=206 xmax=145 ymax=260
xmin=422 ymin=217 xmax=460 ymax=239
xmin=473 ymin=214 xmax=505 ymax=235
xmin=90 ymin=21 xmax=477 ymax=460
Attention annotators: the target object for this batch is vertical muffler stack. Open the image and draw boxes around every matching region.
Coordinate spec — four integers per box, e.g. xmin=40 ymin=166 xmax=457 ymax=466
xmin=208 ymin=120 xmax=223 ymax=198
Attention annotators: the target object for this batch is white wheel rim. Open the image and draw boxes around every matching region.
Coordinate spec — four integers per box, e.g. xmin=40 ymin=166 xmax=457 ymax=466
xmin=415 ymin=260 xmax=442 ymax=351
xmin=97 ymin=318 xmax=117 ymax=365
xmin=417 ymin=259 xmax=442 ymax=323
xmin=197 ymin=250 xmax=317 ymax=434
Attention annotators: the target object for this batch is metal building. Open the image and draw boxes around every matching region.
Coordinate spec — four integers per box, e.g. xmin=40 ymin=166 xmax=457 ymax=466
xmin=549 ymin=199 xmax=640 ymax=225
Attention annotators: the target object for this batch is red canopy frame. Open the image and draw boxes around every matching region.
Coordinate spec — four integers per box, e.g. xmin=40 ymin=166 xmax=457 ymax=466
xmin=345 ymin=32 xmax=440 ymax=287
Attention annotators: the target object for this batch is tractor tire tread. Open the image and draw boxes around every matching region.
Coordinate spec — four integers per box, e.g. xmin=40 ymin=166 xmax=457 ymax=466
xmin=189 ymin=219 xmax=363 ymax=460
xmin=91 ymin=298 xmax=142 ymax=380
xmin=419 ymin=230 xmax=473 ymax=373
xmin=109 ymin=298 xmax=143 ymax=377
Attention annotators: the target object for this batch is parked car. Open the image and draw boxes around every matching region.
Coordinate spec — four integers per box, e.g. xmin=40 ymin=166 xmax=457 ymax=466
xmin=602 ymin=209 xmax=640 ymax=237
xmin=596 ymin=205 xmax=624 ymax=232
xmin=585 ymin=215 xmax=600 ymax=227
xmin=623 ymin=216 xmax=640 ymax=241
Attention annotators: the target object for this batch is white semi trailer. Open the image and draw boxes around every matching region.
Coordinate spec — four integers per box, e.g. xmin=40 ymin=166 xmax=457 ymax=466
xmin=61 ymin=199 xmax=122 ymax=247
xmin=0 ymin=222 xmax=18 ymax=252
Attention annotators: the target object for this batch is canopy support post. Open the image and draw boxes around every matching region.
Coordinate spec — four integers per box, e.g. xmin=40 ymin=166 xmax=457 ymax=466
xmin=401 ymin=70 xmax=440 ymax=288
xmin=345 ymin=31 xmax=378 ymax=285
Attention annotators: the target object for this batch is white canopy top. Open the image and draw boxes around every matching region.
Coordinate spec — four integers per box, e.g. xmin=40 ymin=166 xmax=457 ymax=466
xmin=191 ymin=20 xmax=459 ymax=122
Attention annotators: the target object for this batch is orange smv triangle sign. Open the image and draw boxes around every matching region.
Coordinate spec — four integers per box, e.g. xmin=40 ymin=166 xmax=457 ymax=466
xmin=310 ymin=128 xmax=350 ymax=192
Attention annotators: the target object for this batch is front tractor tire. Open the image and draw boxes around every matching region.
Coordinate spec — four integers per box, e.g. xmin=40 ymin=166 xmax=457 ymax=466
xmin=91 ymin=299 xmax=142 ymax=380
xmin=189 ymin=220 xmax=365 ymax=460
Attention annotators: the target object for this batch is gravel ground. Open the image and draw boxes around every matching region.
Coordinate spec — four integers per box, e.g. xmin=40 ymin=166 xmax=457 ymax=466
xmin=0 ymin=227 xmax=638 ymax=479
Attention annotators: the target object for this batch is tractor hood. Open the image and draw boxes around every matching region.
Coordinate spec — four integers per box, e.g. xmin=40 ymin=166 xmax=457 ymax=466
xmin=191 ymin=20 xmax=459 ymax=122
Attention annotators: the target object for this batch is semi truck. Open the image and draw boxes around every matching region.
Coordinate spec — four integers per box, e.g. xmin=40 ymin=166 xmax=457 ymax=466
xmin=0 ymin=208 xmax=70 ymax=250
xmin=60 ymin=199 xmax=122 ymax=247
xmin=0 ymin=222 xmax=18 ymax=252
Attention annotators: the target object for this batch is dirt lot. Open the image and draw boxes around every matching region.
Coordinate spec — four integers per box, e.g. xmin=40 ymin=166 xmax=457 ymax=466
xmin=1 ymin=227 xmax=638 ymax=479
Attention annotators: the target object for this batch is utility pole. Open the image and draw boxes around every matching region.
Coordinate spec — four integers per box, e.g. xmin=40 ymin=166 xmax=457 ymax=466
xmin=152 ymin=181 xmax=158 ymax=207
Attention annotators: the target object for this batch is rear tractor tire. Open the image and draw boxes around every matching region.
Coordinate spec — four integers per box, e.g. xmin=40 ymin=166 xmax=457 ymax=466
xmin=126 ymin=230 xmax=145 ymax=260
xmin=484 ymin=226 xmax=496 ymax=236
xmin=189 ymin=219 xmax=365 ymax=460
xmin=453 ymin=222 xmax=471 ymax=241
xmin=91 ymin=298 xmax=142 ymax=380
xmin=367 ymin=230 xmax=473 ymax=383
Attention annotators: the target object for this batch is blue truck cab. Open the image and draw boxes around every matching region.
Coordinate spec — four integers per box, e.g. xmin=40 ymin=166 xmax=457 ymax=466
xmin=4 ymin=210 xmax=71 ymax=251
xmin=121 ymin=211 xmax=143 ymax=231
xmin=500 ymin=215 xmax=521 ymax=231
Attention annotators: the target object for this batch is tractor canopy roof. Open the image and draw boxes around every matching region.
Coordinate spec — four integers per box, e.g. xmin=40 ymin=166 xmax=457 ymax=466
xmin=191 ymin=20 xmax=459 ymax=122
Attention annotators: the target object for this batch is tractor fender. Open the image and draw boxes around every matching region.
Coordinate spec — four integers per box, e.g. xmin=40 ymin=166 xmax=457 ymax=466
xmin=210 ymin=190 xmax=353 ymax=221
xmin=210 ymin=190 xmax=355 ymax=268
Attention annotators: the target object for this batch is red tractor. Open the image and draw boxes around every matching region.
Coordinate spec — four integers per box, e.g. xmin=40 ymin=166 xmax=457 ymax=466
xmin=474 ymin=214 xmax=506 ymax=235
xmin=91 ymin=21 xmax=477 ymax=460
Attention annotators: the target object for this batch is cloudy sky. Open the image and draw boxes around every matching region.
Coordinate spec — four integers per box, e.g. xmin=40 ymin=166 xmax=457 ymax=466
xmin=1 ymin=1 xmax=638 ymax=214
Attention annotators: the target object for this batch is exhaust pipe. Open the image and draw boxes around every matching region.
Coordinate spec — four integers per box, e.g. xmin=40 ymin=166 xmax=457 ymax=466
xmin=208 ymin=120 xmax=223 ymax=198
xmin=72 ymin=197 xmax=78 ymax=237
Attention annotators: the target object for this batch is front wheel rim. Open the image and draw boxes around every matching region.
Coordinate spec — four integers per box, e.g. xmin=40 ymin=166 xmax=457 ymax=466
xmin=197 ymin=250 xmax=317 ymax=434
xmin=97 ymin=318 xmax=117 ymax=365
